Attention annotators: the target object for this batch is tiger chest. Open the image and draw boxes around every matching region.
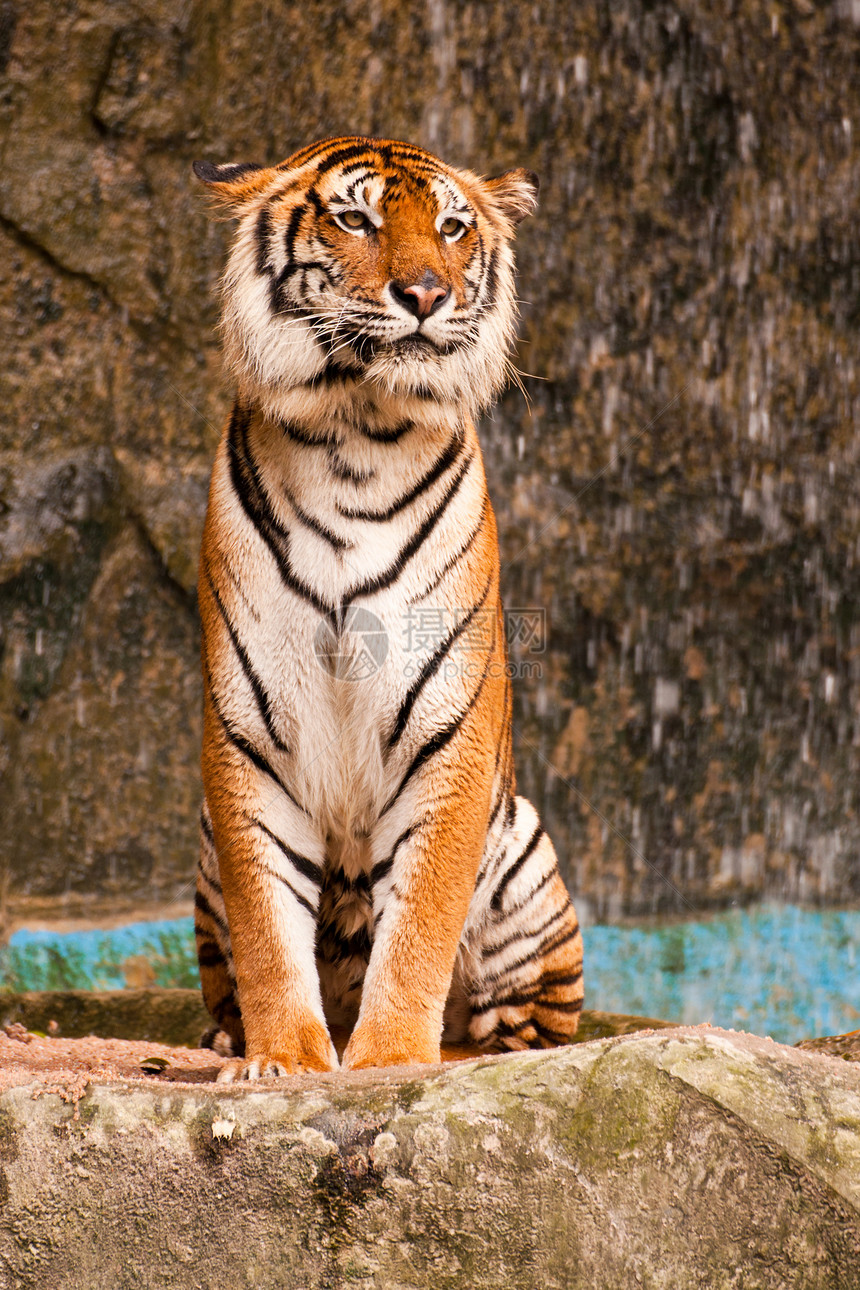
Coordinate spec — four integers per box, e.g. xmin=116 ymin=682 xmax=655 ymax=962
xmin=217 ymin=424 xmax=485 ymax=834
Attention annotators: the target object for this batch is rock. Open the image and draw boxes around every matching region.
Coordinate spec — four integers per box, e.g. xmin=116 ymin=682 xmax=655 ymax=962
xmin=797 ymin=1028 xmax=860 ymax=1063
xmin=0 ymin=1027 xmax=857 ymax=1288
xmin=0 ymin=988 xmax=213 ymax=1049
xmin=1 ymin=526 xmax=202 ymax=917
xmin=3 ymin=2 xmax=860 ymax=917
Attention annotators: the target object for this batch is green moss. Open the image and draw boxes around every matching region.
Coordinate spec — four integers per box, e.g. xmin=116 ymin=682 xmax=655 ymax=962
xmin=564 ymin=1049 xmax=681 ymax=1169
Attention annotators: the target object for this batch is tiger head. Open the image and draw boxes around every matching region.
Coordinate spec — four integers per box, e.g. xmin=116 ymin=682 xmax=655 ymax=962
xmin=194 ymin=137 xmax=538 ymax=424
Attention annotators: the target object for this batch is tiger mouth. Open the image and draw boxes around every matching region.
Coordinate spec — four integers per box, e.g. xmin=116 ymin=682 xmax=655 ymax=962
xmin=386 ymin=335 xmax=440 ymax=357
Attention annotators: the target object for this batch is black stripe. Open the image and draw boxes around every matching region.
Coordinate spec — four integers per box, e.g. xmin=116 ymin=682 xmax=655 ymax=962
xmin=491 ymin=824 xmax=544 ymax=912
xmin=305 ymin=187 xmax=327 ymax=217
xmin=535 ymin=993 xmax=584 ymax=1013
xmin=407 ymin=383 xmax=440 ymax=401
xmin=197 ymin=857 xmax=223 ymax=896
xmin=260 ymin=862 xmax=317 ymax=916
xmin=283 ymin=202 xmax=305 ymax=262
xmin=490 ymin=1018 xmax=533 ymax=1039
xmin=199 ymin=807 xmax=215 ymax=847
xmin=504 ymin=790 xmax=516 ymax=832
xmin=484 ymin=246 xmax=499 ymax=306
xmin=530 ymin=1019 xmax=576 ymax=1045
xmin=359 ymin=420 xmax=416 ymax=444
xmin=413 ymin=494 xmax=487 ymax=603
xmin=204 ymin=656 xmax=308 ymax=816
xmin=346 ymin=449 xmax=474 ymax=605
xmin=203 ymin=558 xmax=290 ymax=751
xmin=269 ymin=205 xmax=308 ymax=313
xmin=381 ymin=647 xmax=492 ymax=816
xmin=195 ymin=160 xmax=263 ymax=184
xmin=313 ymin=142 xmax=386 ymax=175
xmin=306 ymin=362 xmax=361 ymax=389
xmin=485 ymin=779 xmax=509 ymax=841
xmin=211 ymin=992 xmax=242 ymax=1022
xmin=538 ymin=968 xmax=585 ymax=990
xmin=251 ymin=818 xmax=322 ymax=886
xmin=481 ymin=906 xmax=572 ymax=966
xmin=280 ymin=479 xmax=352 ymax=552
xmin=227 ymin=404 xmax=331 ymax=617
xmin=338 ymin=162 xmax=372 ymax=180
xmin=473 ymin=228 xmax=487 ymax=297
xmin=282 ymin=419 xmax=339 ymax=447
xmin=316 ymin=921 xmax=372 ymax=962
xmin=324 ymin=868 xmax=372 ymax=898
xmin=271 ymin=259 xmax=337 ymax=310
xmin=472 ymin=989 xmax=540 ymax=1015
xmin=328 ymin=448 xmax=374 ymax=484
xmin=196 ymin=942 xmax=227 ymax=969
xmin=276 ymin=258 xmax=333 ymax=282
xmin=473 ymin=975 xmax=583 ymax=1016
xmin=339 ymin=431 xmax=463 ymax=523
xmin=370 ymin=825 xmax=416 ymax=886
xmin=255 ymin=203 xmax=273 ymax=275
xmin=195 ymin=888 xmax=229 ymax=939
xmin=490 ymin=923 xmax=582 ymax=982
xmin=387 ymin=572 xmax=493 ymax=752
xmin=489 ymin=864 xmax=556 ymax=921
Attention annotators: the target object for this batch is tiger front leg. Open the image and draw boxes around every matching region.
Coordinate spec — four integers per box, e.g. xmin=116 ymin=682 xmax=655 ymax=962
xmin=203 ymin=738 xmax=338 ymax=1080
xmin=342 ymin=720 xmax=497 ymax=1071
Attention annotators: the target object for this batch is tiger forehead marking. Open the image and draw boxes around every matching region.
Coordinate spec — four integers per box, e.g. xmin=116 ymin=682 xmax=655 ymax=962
xmin=193 ymin=137 xmax=583 ymax=1082
xmin=195 ymin=137 xmax=538 ymax=423
xmin=298 ymin=165 xmax=470 ymax=305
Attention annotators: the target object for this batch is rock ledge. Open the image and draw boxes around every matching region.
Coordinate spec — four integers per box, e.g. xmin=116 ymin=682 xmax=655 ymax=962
xmin=1 ymin=1026 xmax=859 ymax=1288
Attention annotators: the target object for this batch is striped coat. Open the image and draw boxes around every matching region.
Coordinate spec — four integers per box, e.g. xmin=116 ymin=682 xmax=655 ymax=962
xmin=192 ymin=137 xmax=583 ymax=1079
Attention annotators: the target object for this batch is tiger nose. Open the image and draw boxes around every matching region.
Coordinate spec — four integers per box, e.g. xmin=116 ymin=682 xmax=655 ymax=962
xmin=390 ymin=276 xmax=451 ymax=320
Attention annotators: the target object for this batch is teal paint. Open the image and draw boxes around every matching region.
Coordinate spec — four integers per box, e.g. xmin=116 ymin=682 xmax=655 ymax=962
xmin=583 ymin=906 xmax=860 ymax=1044
xmin=0 ymin=920 xmax=200 ymax=993
xmin=2 ymin=906 xmax=858 ymax=1045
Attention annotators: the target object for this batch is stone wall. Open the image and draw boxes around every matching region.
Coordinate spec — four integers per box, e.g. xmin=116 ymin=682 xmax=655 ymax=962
xmin=2 ymin=0 xmax=860 ymax=921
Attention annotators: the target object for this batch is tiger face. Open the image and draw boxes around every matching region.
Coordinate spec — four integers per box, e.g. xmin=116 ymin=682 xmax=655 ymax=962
xmin=194 ymin=137 xmax=538 ymax=420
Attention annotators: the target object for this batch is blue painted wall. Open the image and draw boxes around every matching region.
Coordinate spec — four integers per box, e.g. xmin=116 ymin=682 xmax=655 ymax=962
xmin=2 ymin=905 xmax=858 ymax=1045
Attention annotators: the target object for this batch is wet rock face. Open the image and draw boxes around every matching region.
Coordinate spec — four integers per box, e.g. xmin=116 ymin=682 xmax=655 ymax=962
xmin=1 ymin=2 xmax=859 ymax=918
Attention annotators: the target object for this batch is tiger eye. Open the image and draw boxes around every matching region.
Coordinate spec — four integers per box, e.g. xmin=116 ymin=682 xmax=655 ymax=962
xmin=339 ymin=210 xmax=367 ymax=230
xmin=440 ymin=217 xmax=466 ymax=239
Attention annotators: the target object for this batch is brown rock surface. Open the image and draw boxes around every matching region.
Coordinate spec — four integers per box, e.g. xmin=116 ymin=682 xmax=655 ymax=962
xmin=0 ymin=1025 xmax=857 ymax=1288
xmin=2 ymin=3 xmax=860 ymax=919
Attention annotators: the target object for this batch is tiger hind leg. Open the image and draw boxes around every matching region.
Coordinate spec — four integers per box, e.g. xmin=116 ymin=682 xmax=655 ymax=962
xmin=195 ymin=802 xmax=245 ymax=1057
xmin=450 ymin=795 xmax=584 ymax=1051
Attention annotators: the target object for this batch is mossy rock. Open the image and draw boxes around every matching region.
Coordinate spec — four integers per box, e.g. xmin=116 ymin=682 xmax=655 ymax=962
xmin=0 ymin=1028 xmax=858 ymax=1288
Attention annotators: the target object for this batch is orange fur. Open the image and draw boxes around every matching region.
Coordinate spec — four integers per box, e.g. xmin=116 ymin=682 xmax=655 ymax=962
xmin=193 ymin=137 xmax=583 ymax=1079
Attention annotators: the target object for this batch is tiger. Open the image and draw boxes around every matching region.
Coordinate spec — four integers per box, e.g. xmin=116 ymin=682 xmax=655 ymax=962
xmin=192 ymin=135 xmax=584 ymax=1080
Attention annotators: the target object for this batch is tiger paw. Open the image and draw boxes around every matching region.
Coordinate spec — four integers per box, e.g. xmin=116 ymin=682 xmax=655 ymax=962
xmin=341 ymin=1016 xmax=441 ymax=1071
xmin=217 ymin=1043 xmax=338 ymax=1082
xmin=217 ymin=1014 xmax=339 ymax=1080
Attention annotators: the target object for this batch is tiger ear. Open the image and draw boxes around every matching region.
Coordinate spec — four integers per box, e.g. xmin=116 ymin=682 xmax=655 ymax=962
xmin=192 ymin=160 xmax=276 ymax=210
xmin=483 ymin=168 xmax=540 ymax=225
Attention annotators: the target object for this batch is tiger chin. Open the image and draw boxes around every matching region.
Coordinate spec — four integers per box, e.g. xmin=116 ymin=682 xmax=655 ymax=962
xmin=191 ymin=136 xmax=584 ymax=1081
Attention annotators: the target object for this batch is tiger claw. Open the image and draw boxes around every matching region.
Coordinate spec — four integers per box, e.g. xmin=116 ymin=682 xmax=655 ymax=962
xmin=217 ymin=1057 xmax=290 ymax=1082
xmin=216 ymin=1046 xmax=337 ymax=1081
